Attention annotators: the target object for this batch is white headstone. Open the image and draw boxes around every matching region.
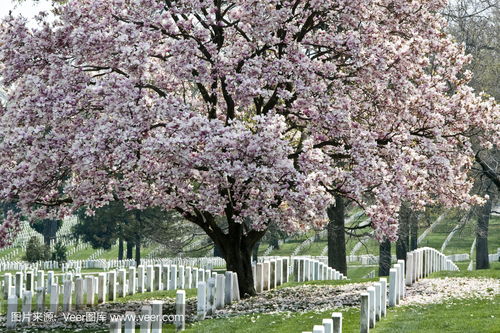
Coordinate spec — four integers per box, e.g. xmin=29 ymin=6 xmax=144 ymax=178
xmin=86 ymin=276 xmax=95 ymax=306
xmin=360 ymin=293 xmax=369 ymax=333
xmin=128 ymin=267 xmax=136 ymax=295
xmin=215 ymin=274 xmax=225 ymax=309
xmin=137 ymin=265 xmax=145 ymax=293
xmin=331 ymin=312 xmax=342 ymax=333
xmin=224 ymin=271 xmax=234 ymax=304
xmin=6 ymin=295 xmax=18 ymax=329
xmin=50 ymin=284 xmax=58 ymax=313
xmin=313 ymin=325 xmax=325 ymax=333
xmin=124 ymin=310 xmax=135 ymax=333
xmin=367 ymin=286 xmax=376 ymax=328
xmin=63 ymin=280 xmax=73 ymax=311
xmin=170 ymin=265 xmax=178 ymax=290
xmin=388 ymin=269 xmax=397 ymax=307
xmin=98 ymin=273 xmax=107 ymax=304
xmin=22 ymin=290 xmax=33 ymax=324
xmin=75 ymin=278 xmax=84 ymax=310
xmin=255 ymin=263 xmax=263 ymax=293
xmin=197 ymin=281 xmax=206 ymax=320
xmin=108 ymin=271 xmax=117 ymax=302
xmin=140 ymin=305 xmax=152 ymax=333
xmin=207 ymin=277 xmax=216 ymax=315
xmin=146 ymin=265 xmax=154 ymax=292
xmin=151 ymin=300 xmax=163 ymax=333
xmin=175 ymin=290 xmax=186 ymax=331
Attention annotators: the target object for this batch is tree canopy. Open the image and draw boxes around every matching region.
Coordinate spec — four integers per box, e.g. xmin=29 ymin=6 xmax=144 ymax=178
xmin=0 ymin=0 xmax=498 ymax=295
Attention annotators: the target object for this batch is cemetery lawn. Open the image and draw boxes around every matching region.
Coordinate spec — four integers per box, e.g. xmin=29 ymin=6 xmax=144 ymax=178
xmin=182 ymin=264 xmax=499 ymax=332
xmin=181 ymin=296 xmax=500 ymax=333
xmin=371 ymin=295 xmax=500 ymax=333
xmin=183 ymin=307 xmax=362 ymax=333
xmin=430 ymin=261 xmax=500 ymax=279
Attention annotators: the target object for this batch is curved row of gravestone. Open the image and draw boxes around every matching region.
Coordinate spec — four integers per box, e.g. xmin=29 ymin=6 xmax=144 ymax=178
xmin=2 ymin=257 xmax=224 ymax=329
xmin=253 ymin=257 xmax=347 ymax=292
xmin=302 ymin=247 xmax=458 ymax=333
xmin=0 ymin=255 xmax=226 ymax=272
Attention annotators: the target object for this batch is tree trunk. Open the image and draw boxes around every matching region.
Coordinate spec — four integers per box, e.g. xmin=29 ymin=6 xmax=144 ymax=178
xmin=476 ymin=192 xmax=493 ymax=270
xmin=396 ymin=205 xmax=410 ymax=261
xmin=50 ymin=220 xmax=58 ymax=246
xmin=213 ymin=215 xmax=264 ymax=298
xmin=409 ymin=212 xmax=418 ymax=251
xmin=271 ymin=236 xmax=280 ymax=250
xmin=214 ymin=242 xmax=224 ymax=257
xmin=379 ymin=239 xmax=391 ymax=276
xmin=126 ymin=241 xmax=134 ymax=260
xmin=135 ymin=236 xmax=141 ymax=266
xmin=118 ymin=236 xmax=124 ymax=261
xmin=223 ymin=238 xmax=256 ymax=298
xmin=327 ymin=195 xmax=347 ymax=275
xmin=42 ymin=219 xmax=58 ymax=247
xmin=183 ymin=207 xmax=264 ymax=298
xmin=252 ymin=241 xmax=260 ymax=262
xmin=43 ymin=232 xmax=50 ymax=247
xmin=134 ymin=211 xmax=142 ymax=266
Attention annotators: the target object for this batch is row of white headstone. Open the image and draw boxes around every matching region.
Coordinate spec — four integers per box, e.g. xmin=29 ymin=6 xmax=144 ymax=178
xmin=2 ymin=256 xmax=225 ymax=306
xmin=253 ymin=258 xmax=289 ymax=292
xmin=0 ymin=255 xmax=225 ymax=272
xmin=251 ymin=257 xmax=347 ymax=293
xmin=303 ymin=313 xmax=343 ymax=333
xmin=359 ymin=247 xmax=459 ymax=333
xmin=4 ymin=262 xmax=214 ymax=329
xmin=108 ymin=270 xmax=242 ymax=332
xmin=292 ymin=257 xmax=347 ymax=283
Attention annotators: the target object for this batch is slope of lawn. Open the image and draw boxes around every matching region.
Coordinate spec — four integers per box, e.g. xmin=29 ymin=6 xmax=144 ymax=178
xmin=444 ymin=221 xmax=476 ymax=255
xmin=487 ymin=215 xmax=500 ymax=252
xmin=67 ymin=246 xmax=98 ymax=261
xmin=298 ymin=239 xmax=327 ymax=256
xmin=372 ymin=296 xmax=500 ymax=333
xmin=431 ymin=261 xmax=500 ymax=279
xmin=184 ymin=307 xmax=361 ymax=333
xmin=267 ymin=237 xmax=308 ymax=256
xmin=418 ymin=213 xmax=459 ymax=250
xmin=347 ymin=265 xmax=377 ymax=279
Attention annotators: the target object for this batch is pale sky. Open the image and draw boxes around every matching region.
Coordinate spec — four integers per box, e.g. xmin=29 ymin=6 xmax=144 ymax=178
xmin=1 ymin=0 xmax=54 ymax=26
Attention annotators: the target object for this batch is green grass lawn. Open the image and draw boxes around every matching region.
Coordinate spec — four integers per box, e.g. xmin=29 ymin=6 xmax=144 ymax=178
xmin=182 ymin=263 xmax=499 ymax=333
xmin=268 ymin=239 xmax=306 ymax=256
xmin=444 ymin=221 xmax=476 ymax=256
xmin=487 ymin=216 xmax=500 ymax=253
xmin=185 ymin=306 xmax=361 ymax=333
xmin=348 ymin=265 xmax=378 ymax=279
xmin=372 ymin=296 xmax=500 ymax=333
xmin=418 ymin=232 xmax=450 ymax=251
xmin=430 ymin=261 xmax=500 ymax=279
xmin=0 ymin=247 xmax=20 ymax=260
xmin=299 ymin=240 xmax=327 ymax=256
xmin=68 ymin=246 xmax=98 ymax=261
xmin=185 ymin=246 xmax=214 ymax=258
